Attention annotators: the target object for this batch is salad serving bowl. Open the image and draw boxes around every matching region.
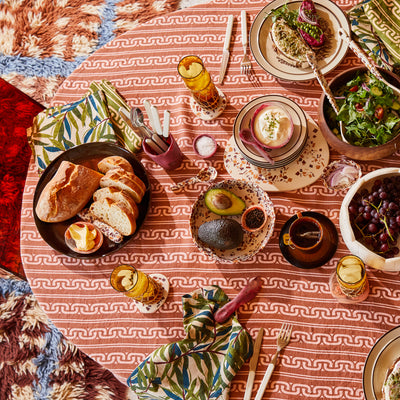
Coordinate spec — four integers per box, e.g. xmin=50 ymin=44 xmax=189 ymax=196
xmin=318 ymin=67 xmax=400 ymax=160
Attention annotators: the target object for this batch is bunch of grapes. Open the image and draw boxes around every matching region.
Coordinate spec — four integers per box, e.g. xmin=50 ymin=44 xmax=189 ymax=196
xmin=348 ymin=175 xmax=400 ymax=258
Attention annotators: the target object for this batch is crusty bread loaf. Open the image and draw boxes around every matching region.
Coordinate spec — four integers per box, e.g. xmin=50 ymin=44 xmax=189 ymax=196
xmin=93 ymin=187 xmax=139 ymax=217
xmin=97 ymin=156 xmax=134 ymax=174
xmin=36 ymin=161 xmax=103 ymax=223
xmin=89 ymin=198 xmax=137 ymax=236
xmin=100 ymin=168 xmax=146 ymax=203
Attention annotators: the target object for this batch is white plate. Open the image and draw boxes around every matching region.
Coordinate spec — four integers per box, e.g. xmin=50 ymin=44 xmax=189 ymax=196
xmin=364 ymin=326 xmax=400 ymax=400
xmin=225 ymin=115 xmax=329 ymax=192
xmin=190 ymin=179 xmax=275 ymax=263
xmin=249 ymin=0 xmax=351 ymax=81
xmin=233 ymin=95 xmax=308 ymax=169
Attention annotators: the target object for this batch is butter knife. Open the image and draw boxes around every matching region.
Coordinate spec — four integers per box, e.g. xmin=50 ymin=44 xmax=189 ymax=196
xmin=219 ymin=14 xmax=234 ymax=84
xmin=243 ymin=327 xmax=264 ymax=400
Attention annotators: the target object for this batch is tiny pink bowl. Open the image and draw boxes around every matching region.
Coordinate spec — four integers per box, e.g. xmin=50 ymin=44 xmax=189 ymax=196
xmin=193 ymin=134 xmax=218 ymax=159
xmin=250 ymin=103 xmax=294 ymax=149
xmin=65 ymin=221 xmax=104 ymax=254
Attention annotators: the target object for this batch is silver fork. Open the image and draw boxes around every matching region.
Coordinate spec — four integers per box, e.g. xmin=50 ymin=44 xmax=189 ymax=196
xmin=240 ymin=10 xmax=251 ymax=75
xmin=254 ymin=323 xmax=293 ymax=400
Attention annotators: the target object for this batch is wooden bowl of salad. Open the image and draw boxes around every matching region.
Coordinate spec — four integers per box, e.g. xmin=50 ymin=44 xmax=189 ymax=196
xmin=318 ymin=66 xmax=400 ymax=160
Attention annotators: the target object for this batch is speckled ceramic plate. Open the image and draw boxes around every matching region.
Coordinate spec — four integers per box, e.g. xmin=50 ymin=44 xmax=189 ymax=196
xmin=363 ymin=326 xmax=400 ymax=400
xmin=249 ymin=0 xmax=351 ymax=81
xmin=233 ymin=95 xmax=308 ymax=169
xmin=225 ymin=115 xmax=329 ymax=192
xmin=190 ymin=179 xmax=275 ymax=263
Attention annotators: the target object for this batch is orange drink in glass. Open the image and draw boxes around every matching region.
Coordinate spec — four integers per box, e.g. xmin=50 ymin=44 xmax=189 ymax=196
xmin=110 ymin=264 xmax=163 ymax=305
xmin=177 ymin=55 xmax=220 ymax=111
xmin=336 ymin=255 xmax=368 ymax=298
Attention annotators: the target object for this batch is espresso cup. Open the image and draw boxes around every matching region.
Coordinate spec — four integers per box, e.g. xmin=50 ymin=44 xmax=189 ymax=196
xmin=288 ymin=212 xmax=323 ymax=252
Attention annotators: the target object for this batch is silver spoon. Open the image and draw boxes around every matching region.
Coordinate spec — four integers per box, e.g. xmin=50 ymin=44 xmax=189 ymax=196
xmin=170 ymin=167 xmax=217 ymax=192
xmin=130 ymin=107 xmax=153 ymax=139
xmin=239 ymin=129 xmax=275 ymax=165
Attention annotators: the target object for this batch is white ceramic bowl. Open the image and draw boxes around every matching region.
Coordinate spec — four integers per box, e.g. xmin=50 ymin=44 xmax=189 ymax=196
xmin=340 ymin=168 xmax=400 ymax=271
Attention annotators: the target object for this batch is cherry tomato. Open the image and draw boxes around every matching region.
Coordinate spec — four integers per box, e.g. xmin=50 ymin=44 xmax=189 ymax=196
xmin=349 ymin=85 xmax=359 ymax=92
xmin=355 ymin=103 xmax=364 ymax=112
xmin=375 ymin=106 xmax=384 ymax=120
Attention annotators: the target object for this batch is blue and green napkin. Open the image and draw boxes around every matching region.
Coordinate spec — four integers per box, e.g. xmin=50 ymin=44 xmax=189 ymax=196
xmin=29 ymin=80 xmax=142 ymax=173
xmin=127 ymin=286 xmax=253 ymax=400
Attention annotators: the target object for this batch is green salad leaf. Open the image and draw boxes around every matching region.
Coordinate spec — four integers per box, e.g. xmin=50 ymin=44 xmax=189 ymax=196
xmin=333 ymin=72 xmax=400 ymax=147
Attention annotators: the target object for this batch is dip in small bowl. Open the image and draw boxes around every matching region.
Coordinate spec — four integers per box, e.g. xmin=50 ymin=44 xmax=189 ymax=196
xmin=251 ymin=103 xmax=293 ymax=149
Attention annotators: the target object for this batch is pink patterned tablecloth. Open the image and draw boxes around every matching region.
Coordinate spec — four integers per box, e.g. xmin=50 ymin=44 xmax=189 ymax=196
xmin=21 ymin=0 xmax=400 ymax=398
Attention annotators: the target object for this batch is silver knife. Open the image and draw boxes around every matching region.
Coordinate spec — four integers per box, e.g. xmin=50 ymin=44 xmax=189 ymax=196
xmin=243 ymin=327 xmax=264 ymax=400
xmin=219 ymin=14 xmax=234 ymax=84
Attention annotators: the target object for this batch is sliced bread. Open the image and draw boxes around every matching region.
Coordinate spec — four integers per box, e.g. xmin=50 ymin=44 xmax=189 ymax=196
xmin=93 ymin=187 xmax=139 ymax=218
xmin=89 ymin=198 xmax=137 ymax=236
xmin=97 ymin=156 xmax=134 ymax=174
xmin=100 ymin=168 xmax=146 ymax=203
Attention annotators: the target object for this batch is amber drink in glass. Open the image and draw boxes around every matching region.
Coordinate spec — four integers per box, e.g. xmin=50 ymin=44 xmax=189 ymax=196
xmin=336 ymin=255 xmax=368 ymax=298
xmin=110 ymin=264 xmax=163 ymax=305
xmin=177 ymin=55 xmax=220 ymax=111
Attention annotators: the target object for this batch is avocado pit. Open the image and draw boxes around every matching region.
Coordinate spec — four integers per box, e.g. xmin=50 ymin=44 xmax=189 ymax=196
xmin=204 ymin=188 xmax=246 ymax=216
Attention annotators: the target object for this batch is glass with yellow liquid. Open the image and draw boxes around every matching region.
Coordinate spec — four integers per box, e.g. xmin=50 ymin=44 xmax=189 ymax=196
xmin=331 ymin=255 xmax=369 ymax=303
xmin=110 ymin=264 xmax=163 ymax=305
xmin=177 ymin=55 xmax=221 ymax=111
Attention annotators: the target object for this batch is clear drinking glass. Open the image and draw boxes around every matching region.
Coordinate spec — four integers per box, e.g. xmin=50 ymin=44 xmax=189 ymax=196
xmin=110 ymin=264 xmax=163 ymax=305
xmin=177 ymin=55 xmax=221 ymax=111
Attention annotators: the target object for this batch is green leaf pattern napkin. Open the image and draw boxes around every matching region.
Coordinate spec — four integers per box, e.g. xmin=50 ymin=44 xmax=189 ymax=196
xmin=87 ymin=80 xmax=142 ymax=153
xmin=29 ymin=80 xmax=142 ymax=173
xmin=348 ymin=0 xmax=400 ymax=69
xmin=127 ymin=286 xmax=253 ymax=400
xmin=29 ymin=90 xmax=117 ymax=172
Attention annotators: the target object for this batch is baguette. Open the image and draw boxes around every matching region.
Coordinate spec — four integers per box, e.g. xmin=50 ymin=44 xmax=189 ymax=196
xmin=35 ymin=161 xmax=103 ymax=223
xmin=89 ymin=198 xmax=137 ymax=236
xmin=93 ymin=187 xmax=139 ymax=218
xmin=97 ymin=156 xmax=134 ymax=174
xmin=100 ymin=168 xmax=146 ymax=203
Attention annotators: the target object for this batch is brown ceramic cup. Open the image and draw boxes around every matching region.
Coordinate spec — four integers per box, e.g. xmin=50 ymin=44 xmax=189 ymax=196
xmin=288 ymin=212 xmax=323 ymax=252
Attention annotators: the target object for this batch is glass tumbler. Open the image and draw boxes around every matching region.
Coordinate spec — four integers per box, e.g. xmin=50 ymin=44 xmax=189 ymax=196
xmin=177 ymin=55 xmax=221 ymax=111
xmin=110 ymin=264 xmax=163 ymax=305
xmin=335 ymin=255 xmax=369 ymax=301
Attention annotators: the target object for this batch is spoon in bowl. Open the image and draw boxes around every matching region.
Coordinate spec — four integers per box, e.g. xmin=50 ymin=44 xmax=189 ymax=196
xmin=239 ymin=129 xmax=275 ymax=165
xmin=170 ymin=166 xmax=217 ymax=192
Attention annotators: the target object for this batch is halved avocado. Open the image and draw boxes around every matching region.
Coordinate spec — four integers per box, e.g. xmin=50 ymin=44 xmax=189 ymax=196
xmin=204 ymin=188 xmax=246 ymax=216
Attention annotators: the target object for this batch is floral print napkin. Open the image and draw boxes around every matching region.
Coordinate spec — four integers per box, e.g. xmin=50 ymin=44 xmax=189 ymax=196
xmin=127 ymin=286 xmax=253 ymax=400
xmin=348 ymin=0 xmax=400 ymax=69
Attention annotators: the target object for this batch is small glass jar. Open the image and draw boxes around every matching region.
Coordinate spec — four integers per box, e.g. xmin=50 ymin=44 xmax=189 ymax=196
xmin=330 ymin=255 xmax=369 ymax=303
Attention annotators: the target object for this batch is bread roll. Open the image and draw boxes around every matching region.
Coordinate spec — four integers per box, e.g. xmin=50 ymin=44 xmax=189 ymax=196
xmin=97 ymin=156 xmax=134 ymax=174
xmin=100 ymin=168 xmax=146 ymax=203
xmin=89 ymin=198 xmax=137 ymax=236
xmin=36 ymin=161 xmax=103 ymax=223
xmin=93 ymin=187 xmax=139 ymax=217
